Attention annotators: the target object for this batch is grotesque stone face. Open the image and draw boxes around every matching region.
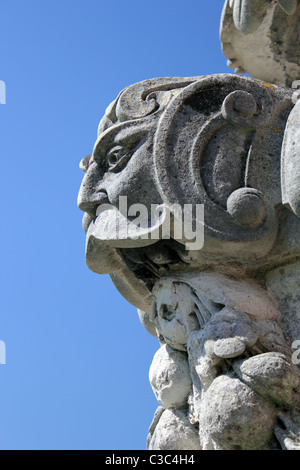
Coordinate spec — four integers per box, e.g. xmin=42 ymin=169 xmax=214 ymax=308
xmin=77 ymin=5 xmax=300 ymax=451
xmin=220 ymin=0 xmax=300 ymax=87
xmin=78 ymin=78 xmax=197 ymax=251
xmin=151 ymin=280 xmax=201 ymax=352
xmin=77 ymin=74 xmax=298 ymax=311
xmin=78 ymin=121 xmax=162 ymax=229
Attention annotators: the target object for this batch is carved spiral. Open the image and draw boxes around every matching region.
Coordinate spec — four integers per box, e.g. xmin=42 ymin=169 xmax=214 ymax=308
xmin=221 ymin=90 xmax=272 ymax=128
xmin=227 ymin=188 xmax=267 ymax=228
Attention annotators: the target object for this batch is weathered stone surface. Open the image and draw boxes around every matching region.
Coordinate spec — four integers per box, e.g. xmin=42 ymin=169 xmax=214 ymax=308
xmin=199 ymin=375 xmax=276 ymax=450
xmin=233 ymin=353 xmax=300 ymax=408
xmin=266 ymin=262 xmax=300 ymax=346
xmin=147 ymin=409 xmax=201 ymax=451
xmin=281 ymin=99 xmax=300 ymax=218
xmin=275 ymin=412 xmax=300 ymax=450
xmin=220 ymin=0 xmax=300 ymax=86
xmin=78 ymin=74 xmax=298 ymax=312
xmin=78 ymin=22 xmax=300 ymax=448
xmin=149 ymin=345 xmax=191 ymax=409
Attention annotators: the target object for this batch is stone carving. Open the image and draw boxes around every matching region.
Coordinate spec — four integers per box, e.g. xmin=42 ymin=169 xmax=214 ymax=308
xmin=282 ymin=98 xmax=300 ymax=217
xmin=78 ymin=5 xmax=300 ymax=451
xmin=78 ymin=75 xmax=297 ymax=310
xmin=220 ymin=0 xmax=300 ymax=86
xmin=147 ymin=273 xmax=300 ymax=450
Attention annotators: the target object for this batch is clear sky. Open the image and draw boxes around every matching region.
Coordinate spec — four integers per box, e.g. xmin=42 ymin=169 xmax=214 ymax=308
xmin=0 ymin=0 xmax=230 ymax=450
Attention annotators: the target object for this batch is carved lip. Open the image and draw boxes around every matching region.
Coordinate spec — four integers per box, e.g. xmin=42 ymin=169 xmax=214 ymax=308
xmin=82 ymin=212 xmax=93 ymax=233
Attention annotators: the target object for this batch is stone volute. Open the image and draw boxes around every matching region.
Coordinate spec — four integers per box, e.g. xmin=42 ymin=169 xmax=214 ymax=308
xmin=78 ymin=1 xmax=300 ymax=451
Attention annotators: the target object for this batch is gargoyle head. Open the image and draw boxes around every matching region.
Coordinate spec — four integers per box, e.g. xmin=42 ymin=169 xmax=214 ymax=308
xmin=78 ymin=74 xmax=297 ymax=310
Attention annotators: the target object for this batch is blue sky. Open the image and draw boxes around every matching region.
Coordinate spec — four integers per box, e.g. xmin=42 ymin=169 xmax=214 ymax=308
xmin=0 ymin=0 xmax=229 ymax=450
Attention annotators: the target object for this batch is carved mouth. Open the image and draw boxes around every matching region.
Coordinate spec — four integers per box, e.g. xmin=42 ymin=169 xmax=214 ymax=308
xmin=82 ymin=212 xmax=94 ymax=233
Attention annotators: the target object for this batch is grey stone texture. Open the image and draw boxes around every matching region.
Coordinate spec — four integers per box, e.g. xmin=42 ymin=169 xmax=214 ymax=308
xmin=78 ymin=2 xmax=300 ymax=451
xmin=220 ymin=0 xmax=300 ymax=87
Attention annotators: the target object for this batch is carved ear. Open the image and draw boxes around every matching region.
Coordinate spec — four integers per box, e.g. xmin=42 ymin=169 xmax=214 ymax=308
xmin=281 ymin=99 xmax=300 ymax=218
xmin=154 ymin=75 xmax=281 ymax=248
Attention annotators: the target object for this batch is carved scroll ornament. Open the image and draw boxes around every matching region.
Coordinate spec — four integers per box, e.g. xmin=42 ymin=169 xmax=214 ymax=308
xmin=78 ymin=73 xmax=300 ymax=449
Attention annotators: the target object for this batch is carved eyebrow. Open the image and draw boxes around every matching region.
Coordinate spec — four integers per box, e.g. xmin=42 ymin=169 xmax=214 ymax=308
xmin=79 ymin=154 xmax=92 ymax=173
xmin=93 ymin=128 xmax=148 ymax=167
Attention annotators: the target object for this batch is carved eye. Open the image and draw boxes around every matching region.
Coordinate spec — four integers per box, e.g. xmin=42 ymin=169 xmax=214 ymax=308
xmin=106 ymin=146 xmax=132 ymax=173
xmin=160 ymin=305 xmax=176 ymax=322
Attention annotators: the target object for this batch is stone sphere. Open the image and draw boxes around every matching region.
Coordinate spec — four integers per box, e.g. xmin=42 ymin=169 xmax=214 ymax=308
xmin=227 ymin=188 xmax=266 ymax=227
xmin=148 ymin=409 xmax=201 ymax=451
xmin=200 ymin=375 xmax=275 ymax=450
xmin=149 ymin=345 xmax=192 ymax=409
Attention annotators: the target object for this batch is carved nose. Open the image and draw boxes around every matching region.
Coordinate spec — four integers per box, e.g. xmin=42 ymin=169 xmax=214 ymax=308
xmin=77 ymin=184 xmax=98 ymax=215
xmin=78 ymin=159 xmax=109 ymax=217
xmin=77 ymin=168 xmax=101 ymax=215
